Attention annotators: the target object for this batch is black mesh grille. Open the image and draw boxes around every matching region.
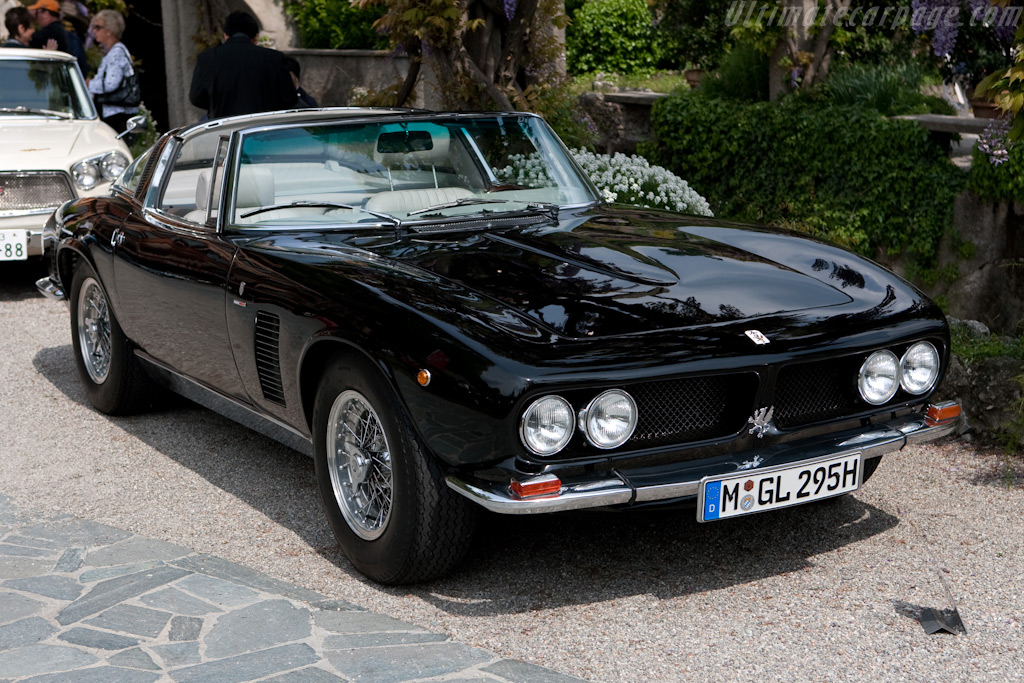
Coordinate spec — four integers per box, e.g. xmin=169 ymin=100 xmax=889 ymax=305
xmin=774 ymin=356 xmax=863 ymax=428
xmin=627 ymin=373 xmax=758 ymax=448
xmin=254 ymin=312 xmax=286 ymax=406
xmin=0 ymin=172 xmax=74 ymax=212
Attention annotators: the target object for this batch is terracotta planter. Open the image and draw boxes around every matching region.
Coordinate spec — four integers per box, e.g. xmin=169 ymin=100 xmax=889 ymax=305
xmin=970 ymin=98 xmax=1001 ymax=119
xmin=684 ymin=68 xmax=705 ymax=89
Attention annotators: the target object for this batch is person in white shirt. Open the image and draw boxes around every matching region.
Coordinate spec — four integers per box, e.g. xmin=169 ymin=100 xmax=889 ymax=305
xmin=86 ymin=8 xmax=139 ymax=133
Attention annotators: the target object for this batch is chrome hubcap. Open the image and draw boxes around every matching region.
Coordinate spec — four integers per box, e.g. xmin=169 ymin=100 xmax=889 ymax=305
xmin=326 ymin=390 xmax=393 ymax=540
xmin=77 ymin=277 xmax=111 ymax=384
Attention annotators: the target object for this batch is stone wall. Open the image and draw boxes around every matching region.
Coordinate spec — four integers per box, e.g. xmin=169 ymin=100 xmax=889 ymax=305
xmin=160 ymin=0 xmax=437 ymax=128
xmin=929 ymin=194 xmax=1024 ymax=335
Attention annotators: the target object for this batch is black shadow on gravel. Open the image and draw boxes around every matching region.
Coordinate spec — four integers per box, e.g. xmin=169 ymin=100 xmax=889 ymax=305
xmin=35 ymin=344 xmax=901 ymax=608
xmin=0 ymin=261 xmax=50 ymax=302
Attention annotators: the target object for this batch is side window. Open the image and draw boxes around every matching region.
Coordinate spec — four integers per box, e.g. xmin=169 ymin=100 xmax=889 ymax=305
xmin=113 ymin=148 xmax=150 ymax=196
xmin=155 ymin=131 xmax=224 ymax=226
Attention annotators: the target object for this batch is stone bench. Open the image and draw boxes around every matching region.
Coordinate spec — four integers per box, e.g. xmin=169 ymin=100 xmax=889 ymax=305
xmin=894 ymin=114 xmax=994 ymax=135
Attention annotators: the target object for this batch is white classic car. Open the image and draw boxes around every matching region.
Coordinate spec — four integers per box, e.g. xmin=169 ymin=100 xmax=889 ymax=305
xmin=0 ymin=48 xmax=133 ymax=263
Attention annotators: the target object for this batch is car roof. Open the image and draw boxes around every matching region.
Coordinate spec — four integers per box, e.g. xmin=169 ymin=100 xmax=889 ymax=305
xmin=0 ymin=47 xmax=76 ymax=62
xmin=177 ymin=107 xmax=537 ymax=140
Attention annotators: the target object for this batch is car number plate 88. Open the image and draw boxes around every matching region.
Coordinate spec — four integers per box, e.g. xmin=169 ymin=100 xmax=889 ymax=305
xmin=0 ymin=230 xmax=29 ymax=261
xmin=698 ymin=452 xmax=862 ymax=522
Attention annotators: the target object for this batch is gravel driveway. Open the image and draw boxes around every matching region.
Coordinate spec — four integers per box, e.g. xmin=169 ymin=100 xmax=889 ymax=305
xmin=2 ymin=264 xmax=1022 ymax=682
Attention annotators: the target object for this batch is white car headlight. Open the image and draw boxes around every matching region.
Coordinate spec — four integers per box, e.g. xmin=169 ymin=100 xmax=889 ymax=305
xmin=900 ymin=342 xmax=940 ymax=395
xmin=71 ymin=151 xmax=130 ymax=190
xmin=520 ymin=395 xmax=574 ymax=456
xmin=99 ymin=151 xmax=129 ymax=180
xmin=858 ymin=350 xmax=900 ymax=405
xmin=579 ymin=389 xmax=638 ymax=449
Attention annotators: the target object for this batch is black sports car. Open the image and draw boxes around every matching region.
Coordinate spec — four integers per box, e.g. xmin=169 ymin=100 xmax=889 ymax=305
xmin=37 ymin=108 xmax=962 ymax=584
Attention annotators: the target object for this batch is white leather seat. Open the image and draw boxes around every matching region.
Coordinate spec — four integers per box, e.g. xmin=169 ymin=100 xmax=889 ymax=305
xmin=365 ymin=187 xmax=473 ymax=214
xmin=235 ymin=166 xmax=275 ymax=209
xmin=183 ymin=169 xmax=213 ymax=224
xmin=186 ymin=166 xmax=276 ymax=225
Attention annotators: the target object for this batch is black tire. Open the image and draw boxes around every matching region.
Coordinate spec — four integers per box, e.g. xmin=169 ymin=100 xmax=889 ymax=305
xmin=312 ymin=355 xmax=478 ymax=584
xmin=69 ymin=262 xmax=153 ymax=415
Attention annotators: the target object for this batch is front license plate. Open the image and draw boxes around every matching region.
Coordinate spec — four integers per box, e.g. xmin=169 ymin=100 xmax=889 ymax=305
xmin=0 ymin=229 xmax=29 ymax=261
xmin=698 ymin=452 xmax=862 ymax=522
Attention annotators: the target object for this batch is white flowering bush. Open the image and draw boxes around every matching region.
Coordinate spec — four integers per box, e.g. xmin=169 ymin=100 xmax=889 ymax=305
xmin=570 ymin=149 xmax=713 ymax=217
xmin=497 ymin=150 xmax=713 ymax=217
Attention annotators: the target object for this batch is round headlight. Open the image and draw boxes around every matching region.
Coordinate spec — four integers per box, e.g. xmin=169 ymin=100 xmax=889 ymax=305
xmin=520 ymin=395 xmax=574 ymax=456
xmin=858 ymin=350 xmax=900 ymax=405
xmin=100 ymin=151 xmax=130 ymax=180
xmin=580 ymin=389 xmax=638 ymax=449
xmin=901 ymin=342 xmax=940 ymax=395
xmin=71 ymin=160 xmax=100 ymax=191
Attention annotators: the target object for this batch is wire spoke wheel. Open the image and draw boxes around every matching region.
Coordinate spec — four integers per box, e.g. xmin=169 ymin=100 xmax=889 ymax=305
xmin=327 ymin=390 xmax=394 ymax=540
xmin=77 ymin=277 xmax=112 ymax=384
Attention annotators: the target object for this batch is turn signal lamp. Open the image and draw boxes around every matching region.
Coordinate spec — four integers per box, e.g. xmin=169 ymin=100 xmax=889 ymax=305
xmin=925 ymin=401 xmax=962 ymax=426
xmin=510 ymin=474 xmax=562 ymax=499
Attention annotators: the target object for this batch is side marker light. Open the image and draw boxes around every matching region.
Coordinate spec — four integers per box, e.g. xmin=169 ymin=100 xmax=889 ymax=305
xmin=925 ymin=401 xmax=961 ymax=426
xmin=510 ymin=474 xmax=562 ymax=499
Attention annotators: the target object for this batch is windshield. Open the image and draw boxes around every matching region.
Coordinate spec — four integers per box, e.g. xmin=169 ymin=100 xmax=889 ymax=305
xmin=228 ymin=115 xmax=600 ymax=228
xmin=0 ymin=58 xmax=94 ymax=118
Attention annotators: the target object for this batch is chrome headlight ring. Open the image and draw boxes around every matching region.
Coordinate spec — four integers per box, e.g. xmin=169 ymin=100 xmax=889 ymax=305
xmin=578 ymin=389 xmax=638 ymax=450
xmin=520 ymin=395 xmax=575 ymax=457
xmin=858 ymin=349 xmax=901 ymax=405
xmin=900 ymin=341 xmax=940 ymax=395
xmin=71 ymin=150 xmax=130 ymax=191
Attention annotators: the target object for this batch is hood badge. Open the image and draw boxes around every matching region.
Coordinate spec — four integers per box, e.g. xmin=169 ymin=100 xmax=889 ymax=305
xmin=747 ymin=407 xmax=774 ymax=439
xmin=745 ymin=329 xmax=770 ymax=345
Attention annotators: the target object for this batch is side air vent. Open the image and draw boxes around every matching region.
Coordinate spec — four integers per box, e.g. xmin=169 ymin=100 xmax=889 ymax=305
xmin=254 ymin=312 xmax=286 ymax=406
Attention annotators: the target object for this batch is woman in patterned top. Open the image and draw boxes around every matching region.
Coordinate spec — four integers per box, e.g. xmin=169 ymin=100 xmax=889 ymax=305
xmin=86 ymin=9 xmax=138 ymax=133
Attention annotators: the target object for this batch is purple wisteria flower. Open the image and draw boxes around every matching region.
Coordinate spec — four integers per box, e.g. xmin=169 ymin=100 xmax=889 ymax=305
xmin=504 ymin=0 xmax=517 ymax=21
xmin=978 ymin=116 xmax=1012 ymax=166
xmin=911 ymin=0 xmax=962 ymax=57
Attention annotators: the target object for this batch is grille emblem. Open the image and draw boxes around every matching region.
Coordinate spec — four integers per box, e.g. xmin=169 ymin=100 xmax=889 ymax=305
xmin=738 ymin=455 xmax=763 ymax=470
xmin=747 ymin=406 xmax=774 ymax=438
xmin=745 ymin=329 xmax=770 ymax=345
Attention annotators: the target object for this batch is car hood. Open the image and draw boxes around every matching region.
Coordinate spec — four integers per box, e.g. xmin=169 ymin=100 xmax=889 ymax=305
xmin=252 ymin=207 xmax=928 ymax=343
xmin=375 ymin=207 xmax=909 ymax=339
xmin=0 ymin=118 xmax=124 ymax=168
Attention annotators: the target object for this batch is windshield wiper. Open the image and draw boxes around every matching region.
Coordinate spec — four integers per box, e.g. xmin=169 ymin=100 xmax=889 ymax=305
xmin=406 ymin=197 xmax=508 ymax=216
xmin=0 ymin=106 xmax=72 ymax=119
xmin=239 ymin=201 xmax=401 ymax=226
xmin=408 ymin=198 xmax=561 ymax=222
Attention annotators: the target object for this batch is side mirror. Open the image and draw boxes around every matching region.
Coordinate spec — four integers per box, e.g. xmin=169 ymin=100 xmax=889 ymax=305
xmin=116 ymin=114 xmax=147 ymax=139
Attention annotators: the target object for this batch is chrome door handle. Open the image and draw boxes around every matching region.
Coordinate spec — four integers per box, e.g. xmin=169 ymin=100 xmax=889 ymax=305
xmin=110 ymin=229 xmax=125 ymax=248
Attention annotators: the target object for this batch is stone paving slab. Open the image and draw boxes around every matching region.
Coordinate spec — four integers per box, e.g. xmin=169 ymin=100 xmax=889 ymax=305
xmin=0 ymin=493 xmax=586 ymax=682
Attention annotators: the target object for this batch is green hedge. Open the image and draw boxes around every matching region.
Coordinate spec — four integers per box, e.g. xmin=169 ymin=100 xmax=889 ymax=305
xmin=283 ymin=0 xmax=387 ymax=50
xmin=567 ymin=0 xmax=657 ymax=76
xmin=968 ymin=144 xmax=1024 ymax=202
xmin=638 ymin=93 xmax=966 ymax=264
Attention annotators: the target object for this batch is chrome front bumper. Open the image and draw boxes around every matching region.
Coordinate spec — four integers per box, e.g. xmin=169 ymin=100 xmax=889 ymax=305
xmin=446 ymin=408 xmax=961 ymax=514
xmin=35 ymin=276 xmax=64 ymax=301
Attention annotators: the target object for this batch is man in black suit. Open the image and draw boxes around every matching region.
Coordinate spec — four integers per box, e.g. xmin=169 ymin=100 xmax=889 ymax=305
xmin=188 ymin=11 xmax=296 ymax=120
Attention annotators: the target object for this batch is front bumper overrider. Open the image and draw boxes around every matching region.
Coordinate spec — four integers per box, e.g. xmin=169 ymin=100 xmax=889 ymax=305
xmin=446 ymin=404 xmax=961 ymax=514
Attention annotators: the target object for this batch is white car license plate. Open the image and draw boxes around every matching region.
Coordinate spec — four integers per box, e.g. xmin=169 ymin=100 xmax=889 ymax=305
xmin=0 ymin=229 xmax=29 ymax=261
xmin=698 ymin=452 xmax=862 ymax=522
